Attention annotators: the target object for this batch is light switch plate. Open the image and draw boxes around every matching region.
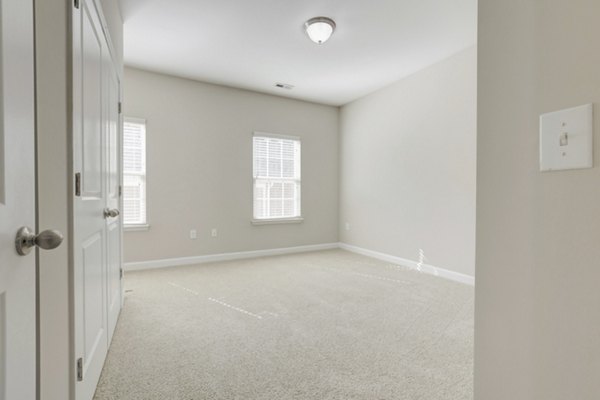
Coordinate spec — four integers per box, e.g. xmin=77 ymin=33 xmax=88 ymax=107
xmin=540 ymin=103 xmax=593 ymax=172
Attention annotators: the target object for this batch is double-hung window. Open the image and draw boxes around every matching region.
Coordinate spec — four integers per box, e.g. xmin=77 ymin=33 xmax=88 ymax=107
xmin=123 ymin=118 xmax=147 ymax=228
xmin=253 ymin=133 xmax=301 ymax=222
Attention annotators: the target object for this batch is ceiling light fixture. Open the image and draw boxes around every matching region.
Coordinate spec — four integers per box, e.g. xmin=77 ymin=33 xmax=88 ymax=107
xmin=304 ymin=17 xmax=336 ymax=45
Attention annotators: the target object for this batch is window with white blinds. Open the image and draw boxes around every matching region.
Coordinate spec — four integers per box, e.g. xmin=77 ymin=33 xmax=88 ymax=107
xmin=123 ymin=118 xmax=147 ymax=226
xmin=253 ymin=134 xmax=301 ymax=220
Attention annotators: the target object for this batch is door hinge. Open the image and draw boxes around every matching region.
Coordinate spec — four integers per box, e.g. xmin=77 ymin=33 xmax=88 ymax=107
xmin=74 ymin=0 xmax=80 ymax=9
xmin=118 ymin=101 xmax=122 ymax=114
xmin=120 ymin=268 xmax=124 ymax=279
xmin=77 ymin=357 xmax=83 ymax=381
xmin=75 ymin=173 xmax=81 ymax=197
xmin=118 ymin=185 xmax=122 ymax=197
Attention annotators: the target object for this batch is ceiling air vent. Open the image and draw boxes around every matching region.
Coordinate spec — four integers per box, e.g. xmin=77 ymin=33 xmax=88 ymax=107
xmin=275 ymin=82 xmax=294 ymax=90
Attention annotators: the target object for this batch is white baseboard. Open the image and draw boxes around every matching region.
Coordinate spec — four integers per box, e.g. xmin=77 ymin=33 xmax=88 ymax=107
xmin=125 ymin=242 xmax=474 ymax=286
xmin=124 ymin=242 xmax=340 ymax=271
xmin=338 ymin=243 xmax=475 ymax=286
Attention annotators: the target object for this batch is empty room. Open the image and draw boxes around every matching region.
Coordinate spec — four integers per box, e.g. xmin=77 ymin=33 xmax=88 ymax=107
xmin=96 ymin=1 xmax=478 ymax=398
xmin=2 ymin=0 xmax=600 ymax=400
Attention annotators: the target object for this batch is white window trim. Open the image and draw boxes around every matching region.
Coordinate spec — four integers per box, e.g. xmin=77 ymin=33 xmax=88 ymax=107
xmin=125 ymin=116 xmax=147 ymax=125
xmin=253 ymin=131 xmax=300 ymax=141
xmin=123 ymin=117 xmax=148 ymax=228
xmin=251 ymin=217 xmax=304 ymax=226
xmin=124 ymin=224 xmax=151 ymax=232
xmin=252 ymin=132 xmax=302 ymax=222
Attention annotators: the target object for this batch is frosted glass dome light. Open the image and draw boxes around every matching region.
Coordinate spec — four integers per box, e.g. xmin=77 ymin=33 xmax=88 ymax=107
xmin=304 ymin=17 xmax=336 ymax=45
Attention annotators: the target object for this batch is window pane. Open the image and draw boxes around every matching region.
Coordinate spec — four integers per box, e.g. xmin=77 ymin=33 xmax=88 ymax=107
xmin=123 ymin=199 xmax=140 ymax=223
xmin=282 ymin=140 xmax=294 ymax=157
xmin=268 ymin=159 xmax=281 ymax=178
xmin=254 ymin=180 xmax=267 ymax=219
xmin=283 ymin=182 xmax=295 ymax=198
xmin=283 ymin=199 xmax=295 ymax=217
xmin=282 ymin=159 xmax=294 ymax=178
xmin=269 ymin=199 xmax=282 ymax=217
xmin=255 ymin=157 xmax=267 ymax=177
xmin=253 ymin=137 xmax=268 ymax=177
xmin=123 ymin=121 xmax=145 ymax=174
xmin=270 ymin=182 xmax=283 ymax=199
xmin=268 ymin=138 xmax=282 ymax=159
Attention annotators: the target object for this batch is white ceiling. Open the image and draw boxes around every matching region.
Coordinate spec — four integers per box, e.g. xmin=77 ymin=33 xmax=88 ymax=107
xmin=119 ymin=0 xmax=477 ymax=106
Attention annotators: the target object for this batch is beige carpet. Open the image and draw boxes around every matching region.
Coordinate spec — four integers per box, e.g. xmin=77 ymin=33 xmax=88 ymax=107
xmin=94 ymin=249 xmax=473 ymax=400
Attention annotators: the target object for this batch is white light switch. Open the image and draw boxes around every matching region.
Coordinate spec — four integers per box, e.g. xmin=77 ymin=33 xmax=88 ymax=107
xmin=540 ymin=103 xmax=593 ymax=171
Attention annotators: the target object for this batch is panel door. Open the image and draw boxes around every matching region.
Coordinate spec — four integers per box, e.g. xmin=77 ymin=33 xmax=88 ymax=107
xmin=73 ymin=0 xmax=108 ymax=398
xmin=0 ymin=0 xmax=36 ymax=398
xmin=105 ymin=53 xmax=122 ymax=343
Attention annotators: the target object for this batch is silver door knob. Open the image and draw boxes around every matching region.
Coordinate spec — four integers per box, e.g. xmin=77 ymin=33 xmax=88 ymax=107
xmin=15 ymin=227 xmax=64 ymax=256
xmin=103 ymin=208 xmax=120 ymax=218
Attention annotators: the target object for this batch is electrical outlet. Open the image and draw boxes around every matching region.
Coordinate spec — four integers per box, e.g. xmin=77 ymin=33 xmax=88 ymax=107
xmin=190 ymin=229 xmax=197 ymax=240
xmin=345 ymin=222 xmax=350 ymax=231
xmin=211 ymin=228 xmax=217 ymax=237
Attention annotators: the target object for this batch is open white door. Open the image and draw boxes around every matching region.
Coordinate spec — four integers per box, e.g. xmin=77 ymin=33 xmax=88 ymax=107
xmin=0 ymin=0 xmax=62 ymax=398
xmin=73 ymin=0 xmax=122 ymax=398
xmin=105 ymin=50 xmax=122 ymax=344
xmin=73 ymin=0 xmax=108 ymax=397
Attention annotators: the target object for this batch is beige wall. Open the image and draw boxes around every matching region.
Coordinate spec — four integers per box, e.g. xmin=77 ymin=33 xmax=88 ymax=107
xmin=123 ymin=68 xmax=339 ymax=262
xmin=475 ymin=0 xmax=600 ymax=399
xmin=339 ymin=47 xmax=477 ymax=277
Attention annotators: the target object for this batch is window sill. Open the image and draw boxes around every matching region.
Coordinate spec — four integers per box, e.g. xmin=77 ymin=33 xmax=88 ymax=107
xmin=252 ymin=217 xmax=304 ymax=226
xmin=124 ymin=224 xmax=150 ymax=232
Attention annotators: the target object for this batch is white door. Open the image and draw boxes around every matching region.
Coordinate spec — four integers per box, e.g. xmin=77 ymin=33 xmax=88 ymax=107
xmin=0 ymin=0 xmax=60 ymax=398
xmin=73 ymin=0 xmax=108 ymax=395
xmin=105 ymin=54 xmax=122 ymax=343
xmin=73 ymin=0 xmax=122 ymax=398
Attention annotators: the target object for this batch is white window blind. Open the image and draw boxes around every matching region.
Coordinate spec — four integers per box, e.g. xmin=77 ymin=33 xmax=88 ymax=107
xmin=253 ymin=134 xmax=301 ymax=220
xmin=123 ymin=118 xmax=147 ymax=226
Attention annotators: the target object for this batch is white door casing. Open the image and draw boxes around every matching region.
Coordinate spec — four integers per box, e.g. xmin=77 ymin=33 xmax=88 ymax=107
xmin=0 ymin=0 xmax=36 ymax=399
xmin=73 ymin=0 xmax=122 ymax=398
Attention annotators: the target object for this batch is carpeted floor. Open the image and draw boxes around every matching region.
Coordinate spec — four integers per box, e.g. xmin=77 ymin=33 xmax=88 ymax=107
xmin=94 ymin=249 xmax=473 ymax=400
